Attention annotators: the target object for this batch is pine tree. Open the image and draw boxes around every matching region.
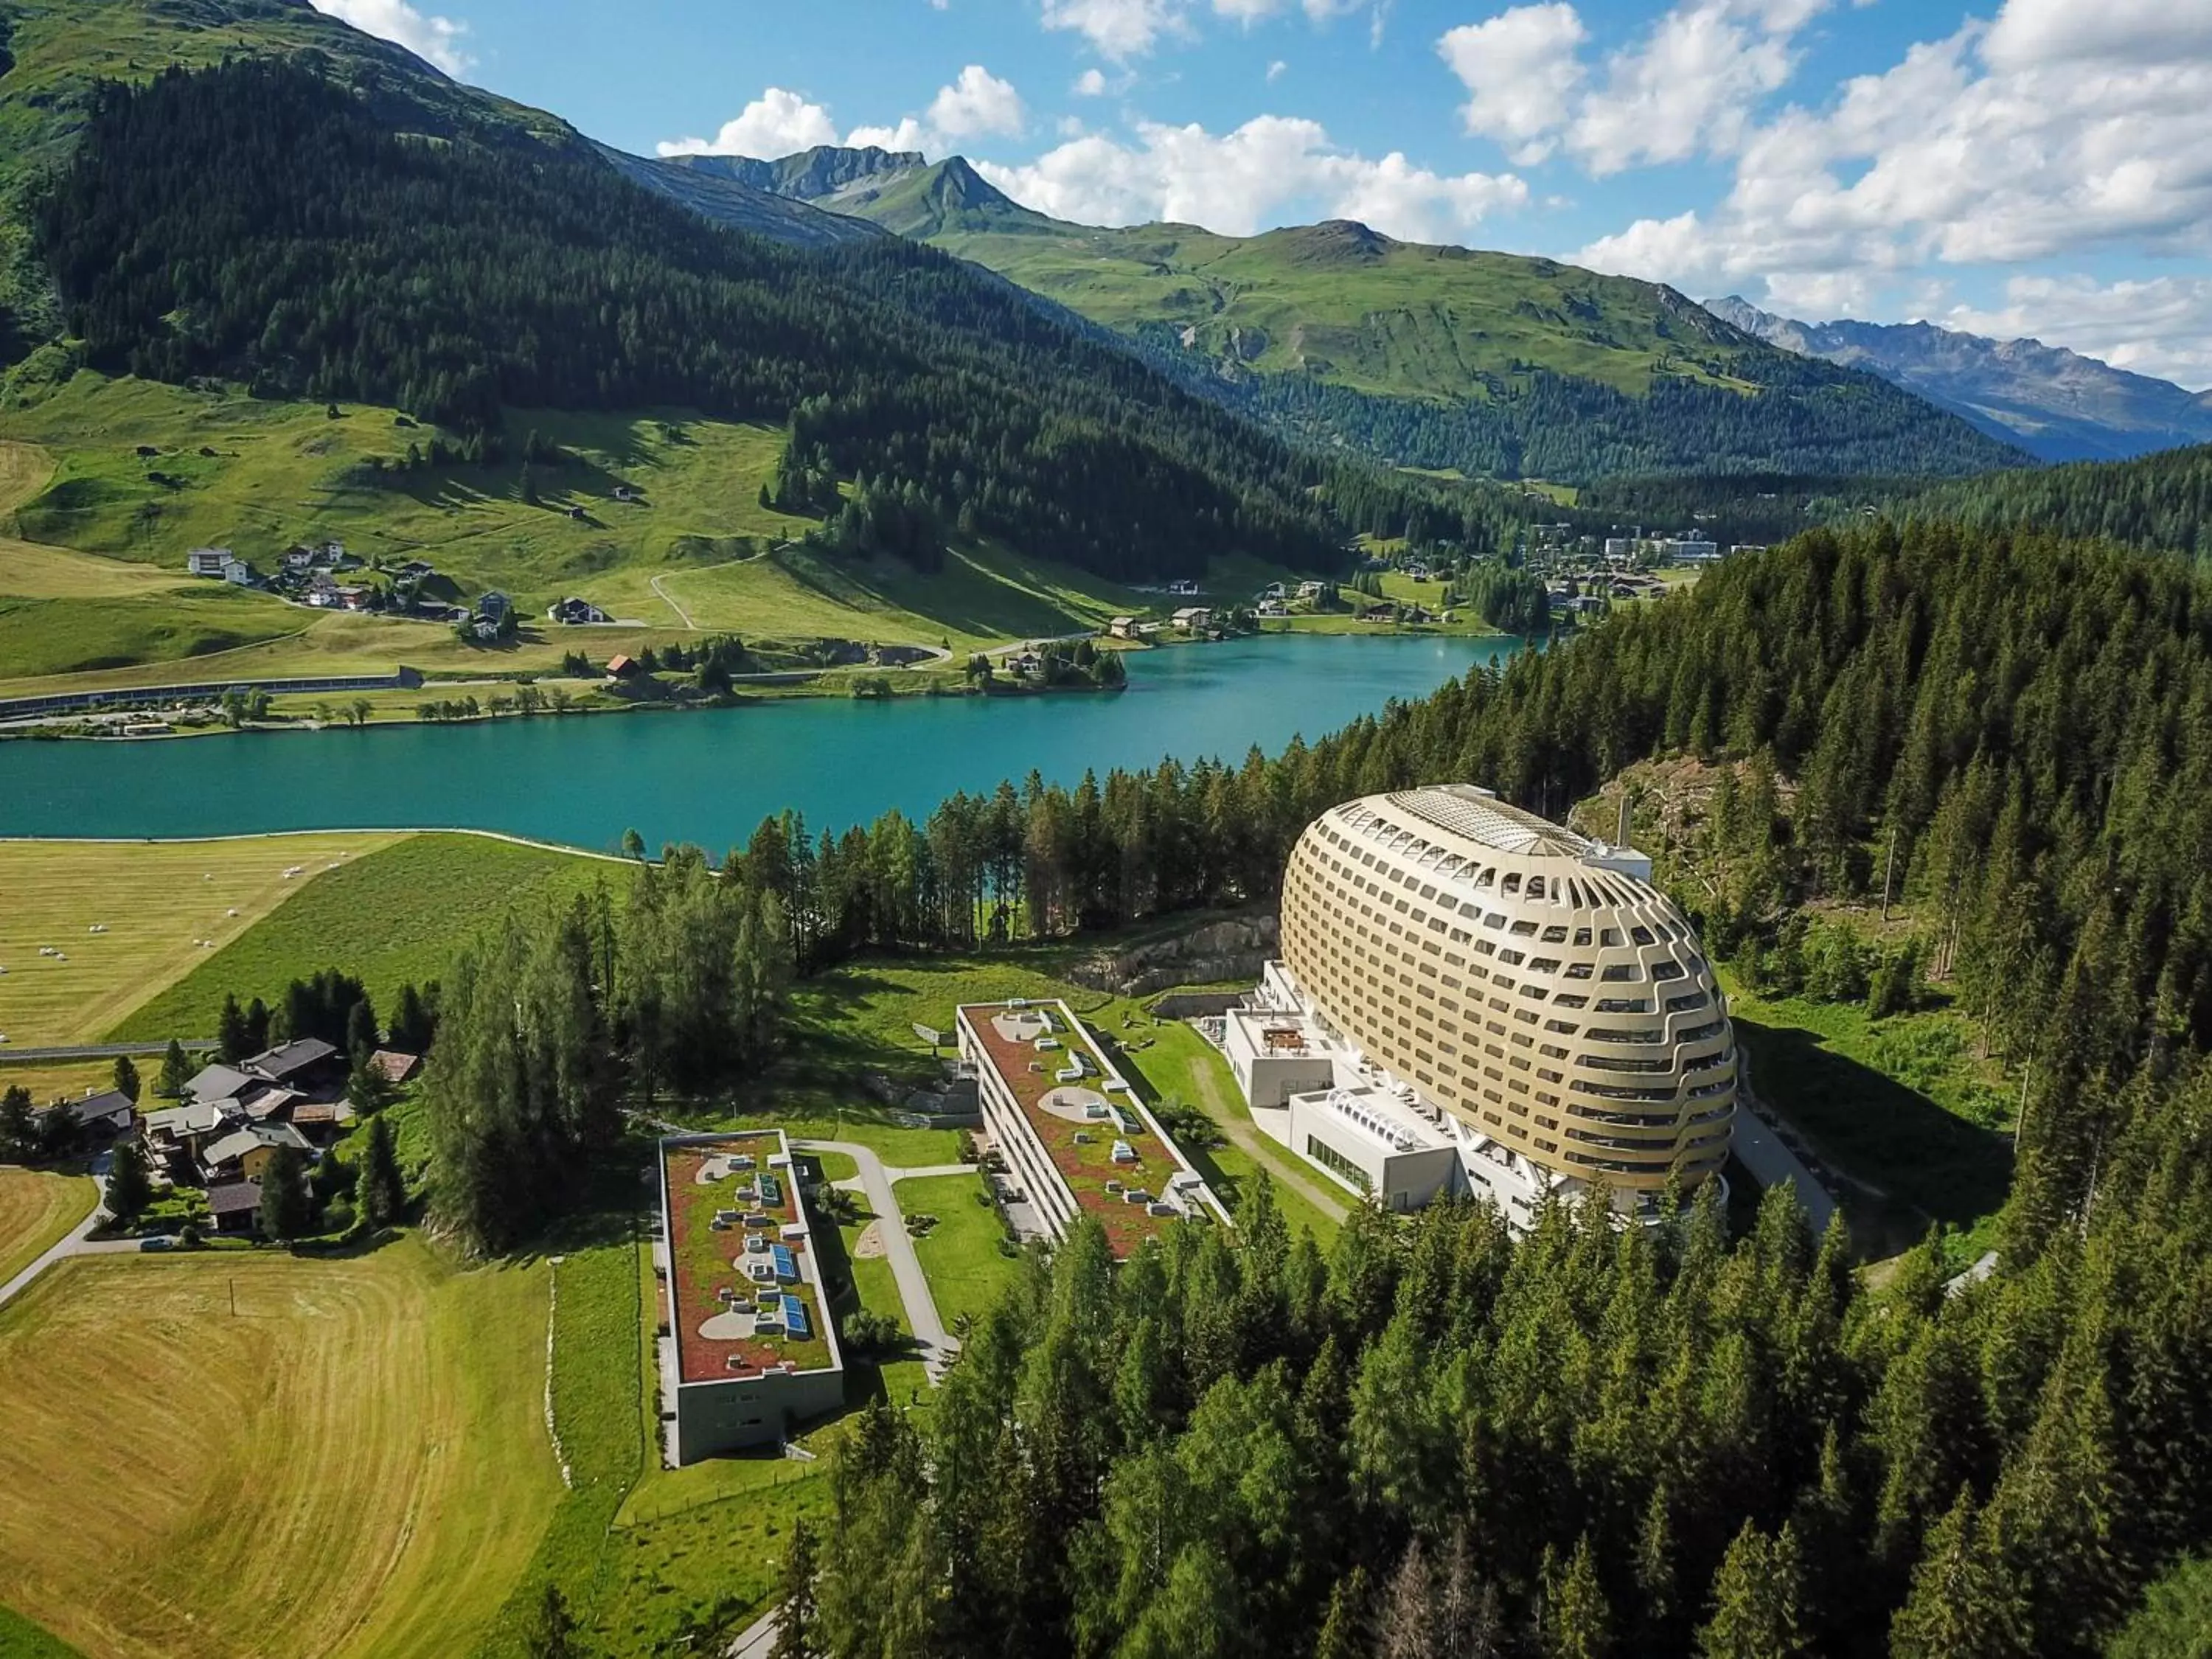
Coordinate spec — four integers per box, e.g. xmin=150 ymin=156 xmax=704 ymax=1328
xmin=157 ymin=1039 xmax=190 ymax=1099
xmin=1541 ymin=1539 xmax=1613 ymax=1659
xmin=105 ymin=1136 xmax=153 ymax=1225
xmin=111 ymin=1054 xmax=140 ymax=1103
xmin=1696 ymin=1521 xmax=1806 ymax=1659
xmin=1377 ymin=1537 xmax=1437 ymax=1659
xmin=772 ymin=1517 xmax=818 ymax=1659
xmin=523 ymin=1582 xmax=576 ymax=1659
xmin=0 ymin=1085 xmax=35 ymax=1159
xmin=1313 ymin=1565 xmax=1368 ymax=1659
xmin=361 ymin=1113 xmax=406 ymax=1231
xmin=1889 ymin=1487 xmax=2030 ymax=1659
xmin=258 ymin=1145 xmax=312 ymax=1242
xmin=217 ymin=994 xmax=249 ymax=1064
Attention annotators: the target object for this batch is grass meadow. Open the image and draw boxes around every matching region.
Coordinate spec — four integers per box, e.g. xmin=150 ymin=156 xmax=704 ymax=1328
xmin=0 ymin=1167 xmax=97 ymax=1286
xmin=0 ymin=377 xmax=1208 ymax=699
xmin=1719 ymin=968 xmax=2017 ymax=1249
xmin=0 ymin=1239 xmax=561 ymax=1659
xmin=111 ymin=832 xmax=616 ymax=1043
xmin=0 ymin=832 xmax=401 ymax=1045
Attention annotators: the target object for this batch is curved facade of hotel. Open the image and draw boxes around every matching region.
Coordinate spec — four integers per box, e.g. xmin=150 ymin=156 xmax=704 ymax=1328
xmin=1269 ymin=785 xmax=1735 ymax=1216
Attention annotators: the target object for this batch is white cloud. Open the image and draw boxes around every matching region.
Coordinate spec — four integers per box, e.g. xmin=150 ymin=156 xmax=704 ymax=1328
xmin=1571 ymin=0 xmax=2212 ymax=379
xmin=977 ymin=114 xmax=1526 ymax=240
xmin=1944 ymin=275 xmax=2212 ymax=390
xmin=1267 ymin=58 xmax=1288 ymax=80
xmin=310 ymin=0 xmax=472 ymax=76
xmin=1042 ymin=0 xmax=1188 ymax=58
xmin=657 ymin=87 xmax=840 ymax=159
xmin=926 ymin=65 xmax=1026 ymax=139
xmin=1073 ymin=67 xmax=1111 ymax=95
xmin=1437 ymin=4 xmax=1587 ymax=164
xmin=662 ymin=68 xmax=1023 ymax=161
xmin=1564 ymin=1 xmax=1812 ymax=175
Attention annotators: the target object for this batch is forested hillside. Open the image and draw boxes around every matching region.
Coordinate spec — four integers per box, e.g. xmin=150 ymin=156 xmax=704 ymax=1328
xmin=665 ymin=519 xmax=2212 ymax=1658
xmin=36 ymin=59 xmax=1421 ymax=581
xmin=760 ymin=149 xmax=2025 ymax=482
xmin=1891 ymin=443 xmax=2212 ymax=562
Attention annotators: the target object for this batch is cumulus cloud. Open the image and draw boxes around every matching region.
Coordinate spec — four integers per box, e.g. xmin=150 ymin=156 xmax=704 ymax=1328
xmin=1073 ymin=67 xmax=1111 ymax=95
xmin=1570 ymin=0 xmax=2212 ymax=376
xmin=1043 ymin=0 xmax=1188 ymax=58
xmin=1435 ymin=1 xmax=1832 ymax=175
xmin=658 ymin=87 xmax=840 ymax=159
xmin=977 ymin=114 xmax=1526 ymax=240
xmin=925 ymin=64 xmax=1026 ymax=139
xmin=310 ymin=0 xmax=471 ymax=76
xmin=1437 ymin=4 xmax=1587 ymax=164
xmin=662 ymin=68 xmax=1023 ymax=161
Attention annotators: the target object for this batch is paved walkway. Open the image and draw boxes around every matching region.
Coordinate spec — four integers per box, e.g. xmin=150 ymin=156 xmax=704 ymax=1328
xmin=1730 ymin=1048 xmax=1840 ymax=1237
xmin=727 ymin=1606 xmax=779 ymax=1658
xmin=0 ymin=1154 xmax=133 ymax=1311
xmin=799 ymin=1139 xmax=970 ymax=1384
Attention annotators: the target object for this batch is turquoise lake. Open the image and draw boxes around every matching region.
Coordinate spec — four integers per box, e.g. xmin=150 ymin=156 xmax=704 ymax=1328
xmin=0 ymin=634 xmax=1520 ymax=852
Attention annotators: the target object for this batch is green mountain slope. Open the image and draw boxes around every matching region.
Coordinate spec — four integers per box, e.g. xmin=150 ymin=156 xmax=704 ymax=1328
xmin=771 ymin=150 xmax=2025 ymax=481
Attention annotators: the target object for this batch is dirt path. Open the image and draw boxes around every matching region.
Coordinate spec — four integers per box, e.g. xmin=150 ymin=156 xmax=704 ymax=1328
xmin=648 ymin=571 xmax=697 ymax=630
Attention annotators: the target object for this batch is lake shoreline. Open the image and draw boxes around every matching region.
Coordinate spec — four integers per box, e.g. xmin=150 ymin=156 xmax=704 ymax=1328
xmin=0 ymin=619 xmax=1509 ymax=744
xmin=0 ymin=634 xmax=1520 ymax=850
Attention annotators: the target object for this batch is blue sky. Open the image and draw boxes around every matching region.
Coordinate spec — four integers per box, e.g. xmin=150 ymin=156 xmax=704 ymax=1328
xmin=319 ymin=0 xmax=2212 ymax=386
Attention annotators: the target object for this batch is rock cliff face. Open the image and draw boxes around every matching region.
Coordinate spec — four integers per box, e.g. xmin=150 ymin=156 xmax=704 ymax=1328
xmin=1066 ymin=914 xmax=1279 ymax=998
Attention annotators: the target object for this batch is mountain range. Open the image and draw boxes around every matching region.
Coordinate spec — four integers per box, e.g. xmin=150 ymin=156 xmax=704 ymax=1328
xmin=1704 ymin=296 xmax=2212 ymax=465
xmin=0 ymin=0 xmax=2023 ymax=515
xmin=615 ymin=144 xmax=2023 ymax=481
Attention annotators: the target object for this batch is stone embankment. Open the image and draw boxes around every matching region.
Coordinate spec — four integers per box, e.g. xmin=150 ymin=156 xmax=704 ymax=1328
xmin=1066 ymin=912 xmax=1278 ymax=998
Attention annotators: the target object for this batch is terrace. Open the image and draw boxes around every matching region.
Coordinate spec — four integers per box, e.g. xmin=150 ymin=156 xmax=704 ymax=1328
xmin=961 ymin=1001 xmax=1223 ymax=1256
xmin=662 ymin=1135 xmax=833 ymax=1382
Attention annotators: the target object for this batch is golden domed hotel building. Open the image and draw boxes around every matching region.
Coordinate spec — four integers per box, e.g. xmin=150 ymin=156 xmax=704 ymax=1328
xmin=1223 ymin=786 xmax=1735 ymax=1225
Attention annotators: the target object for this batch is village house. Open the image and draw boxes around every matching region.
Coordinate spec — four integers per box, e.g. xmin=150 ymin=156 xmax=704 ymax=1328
xmin=206 ymin=1180 xmax=264 ymax=1236
xmin=548 ymin=596 xmax=611 ymax=625
xmin=1166 ymin=578 xmax=1200 ymax=597
xmin=1106 ymin=616 xmax=1140 ymax=641
xmin=187 ymin=547 xmax=235 ymax=577
xmin=199 ymin=1121 xmax=313 ymax=1186
xmin=1170 ymin=606 xmax=1212 ymax=632
xmin=38 ymin=1088 xmax=137 ymax=1144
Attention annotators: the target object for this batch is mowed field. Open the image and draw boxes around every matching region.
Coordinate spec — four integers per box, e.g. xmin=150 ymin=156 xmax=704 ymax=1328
xmin=0 ymin=832 xmax=402 ymax=1045
xmin=0 ymin=1239 xmax=562 ymax=1659
xmin=111 ymin=832 xmax=617 ymax=1043
xmin=0 ymin=1167 xmax=97 ymax=1287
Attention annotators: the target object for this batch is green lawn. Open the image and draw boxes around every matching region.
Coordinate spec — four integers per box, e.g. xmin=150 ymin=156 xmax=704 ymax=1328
xmin=895 ymin=1170 xmax=1023 ymax=1332
xmin=110 ymin=832 xmax=616 ymax=1042
xmin=1719 ymin=968 xmax=2017 ymax=1248
xmin=1110 ymin=1018 xmax=1347 ymax=1245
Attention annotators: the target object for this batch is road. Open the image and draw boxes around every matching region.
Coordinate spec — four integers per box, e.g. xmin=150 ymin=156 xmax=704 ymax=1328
xmin=0 ymin=1153 xmax=137 ymax=1311
xmin=0 ymin=1040 xmax=215 ymax=1064
xmin=798 ymin=1139 xmax=968 ymax=1383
